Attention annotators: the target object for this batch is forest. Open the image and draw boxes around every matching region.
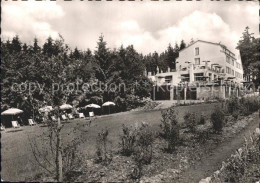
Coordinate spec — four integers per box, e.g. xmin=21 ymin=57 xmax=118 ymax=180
xmin=1 ymin=34 xmax=185 ymax=120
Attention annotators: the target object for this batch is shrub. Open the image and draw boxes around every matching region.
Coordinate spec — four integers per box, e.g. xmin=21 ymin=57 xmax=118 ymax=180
xmin=195 ymin=130 xmax=209 ymax=144
xmin=120 ymin=122 xmax=155 ymax=156
xmin=160 ymin=107 xmax=180 ymax=152
xmin=95 ymin=129 xmax=112 ymax=165
xmin=242 ymin=96 xmax=259 ymax=114
xmin=246 ymin=132 xmax=260 ymax=164
xmin=134 ymin=122 xmax=155 ymax=179
xmin=126 ymin=94 xmax=145 ymax=110
xmin=232 ymin=110 xmax=240 ymax=120
xmin=198 ymin=114 xmax=206 ymax=125
xmin=62 ymin=138 xmax=84 ymax=181
xmin=224 ymin=96 xmax=259 ymax=117
xmin=141 ymin=99 xmax=160 ymax=111
xmin=211 ymin=106 xmax=225 ymax=133
xmin=184 ymin=112 xmax=197 ymax=133
xmin=131 ymin=144 xmax=153 ymax=180
xmin=124 ymin=122 xmax=155 ymax=180
xmin=239 ymin=104 xmax=250 ymax=116
xmin=134 ymin=122 xmax=155 ymax=164
xmin=120 ymin=124 xmax=137 ymax=156
xmin=226 ymin=96 xmax=240 ymax=115
xmin=224 ymin=155 xmax=245 ymax=182
xmin=238 ymin=96 xmax=259 ymax=116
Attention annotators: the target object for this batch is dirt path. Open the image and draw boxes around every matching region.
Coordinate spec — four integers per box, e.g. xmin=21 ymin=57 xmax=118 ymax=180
xmin=175 ymin=113 xmax=259 ymax=183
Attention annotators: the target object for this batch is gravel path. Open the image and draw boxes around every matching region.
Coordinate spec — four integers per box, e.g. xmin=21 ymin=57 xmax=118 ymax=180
xmin=175 ymin=113 xmax=259 ymax=183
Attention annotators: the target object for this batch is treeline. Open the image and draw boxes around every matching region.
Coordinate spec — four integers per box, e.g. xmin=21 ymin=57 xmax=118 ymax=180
xmin=1 ymin=34 xmax=187 ymax=117
xmin=236 ymin=26 xmax=260 ymax=88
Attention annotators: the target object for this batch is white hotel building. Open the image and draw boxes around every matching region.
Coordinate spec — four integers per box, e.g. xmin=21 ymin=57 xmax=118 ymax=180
xmin=148 ymin=40 xmax=245 ymax=100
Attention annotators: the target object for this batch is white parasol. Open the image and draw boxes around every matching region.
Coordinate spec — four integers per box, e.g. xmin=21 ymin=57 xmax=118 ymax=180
xmin=85 ymin=104 xmax=101 ymax=109
xmin=102 ymin=101 xmax=115 ymax=114
xmin=1 ymin=108 xmax=24 ymax=115
xmin=102 ymin=101 xmax=115 ymax=106
xmin=60 ymin=104 xmax=73 ymax=110
xmin=39 ymin=106 xmax=53 ymax=113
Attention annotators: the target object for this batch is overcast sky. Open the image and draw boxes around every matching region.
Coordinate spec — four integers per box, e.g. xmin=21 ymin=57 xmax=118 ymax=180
xmin=2 ymin=0 xmax=258 ymax=54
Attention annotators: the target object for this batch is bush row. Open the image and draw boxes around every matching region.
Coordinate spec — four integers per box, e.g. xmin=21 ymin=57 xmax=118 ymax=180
xmin=211 ymin=96 xmax=259 ymax=132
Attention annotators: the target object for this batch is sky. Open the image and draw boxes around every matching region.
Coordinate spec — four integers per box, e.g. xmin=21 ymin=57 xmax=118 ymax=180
xmin=2 ymin=0 xmax=259 ymax=55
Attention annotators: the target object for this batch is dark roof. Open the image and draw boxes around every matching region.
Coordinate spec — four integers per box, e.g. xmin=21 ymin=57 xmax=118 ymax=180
xmin=178 ymin=40 xmax=235 ymax=56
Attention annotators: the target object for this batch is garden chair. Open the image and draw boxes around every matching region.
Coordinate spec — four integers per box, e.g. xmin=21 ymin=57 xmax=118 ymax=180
xmin=28 ymin=119 xmax=37 ymax=126
xmin=1 ymin=124 xmax=5 ymax=131
xmin=68 ymin=114 xmax=74 ymax=120
xmin=89 ymin=111 xmax=94 ymax=117
xmin=51 ymin=116 xmax=57 ymax=121
xmin=79 ymin=113 xmax=85 ymax=119
xmin=12 ymin=121 xmax=21 ymax=128
xmin=61 ymin=114 xmax=68 ymax=120
xmin=89 ymin=111 xmax=97 ymax=120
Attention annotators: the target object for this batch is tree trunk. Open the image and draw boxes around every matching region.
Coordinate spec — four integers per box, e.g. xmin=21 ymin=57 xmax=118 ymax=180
xmin=56 ymin=113 xmax=63 ymax=181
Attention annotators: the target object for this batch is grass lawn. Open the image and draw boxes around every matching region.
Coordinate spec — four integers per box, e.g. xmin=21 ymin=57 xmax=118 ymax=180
xmin=1 ymin=103 xmax=219 ymax=181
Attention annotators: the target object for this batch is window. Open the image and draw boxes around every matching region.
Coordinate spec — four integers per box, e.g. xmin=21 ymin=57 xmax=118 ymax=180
xmin=231 ymin=59 xmax=234 ymax=66
xmin=226 ymin=56 xmax=230 ymax=63
xmin=226 ymin=66 xmax=231 ymax=74
xmin=165 ymin=76 xmax=172 ymax=83
xmin=231 ymin=69 xmax=234 ymax=76
xmin=194 ymin=73 xmax=204 ymax=81
xmin=195 ymin=58 xmax=200 ymax=65
xmin=195 ymin=47 xmax=199 ymax=55
xmin=181 ymin=74 xmax=190 ymax=82
xmin=209 ymin=73 xmax=212 ymax=81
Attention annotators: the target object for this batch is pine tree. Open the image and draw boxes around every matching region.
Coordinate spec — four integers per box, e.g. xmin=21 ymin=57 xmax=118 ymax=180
xmin=94 ymin=34 xmax=112 ymax=82
xmin=43 ymin=36 xmax=54 ymax=57
xmin=179 ymin=40 xmax=186 ymax=51
xmin=11 ymin=35 xmax=22 ymax=53
xmin=166 ymin=44 xmax=176 ymax=70
xmin=33 ymin=38 xmax=41 ymax=53
xmin=72 ymin=47 xmax=81 ymax=60
xmin=236 ymin=26 xmax=259 ymax=87
xmin=22 ymin=43 xmax=28 ymax=52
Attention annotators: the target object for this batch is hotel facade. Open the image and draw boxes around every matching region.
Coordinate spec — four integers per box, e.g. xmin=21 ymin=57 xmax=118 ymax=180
xmin=147 ymin=40 xmax=245 ymax=100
